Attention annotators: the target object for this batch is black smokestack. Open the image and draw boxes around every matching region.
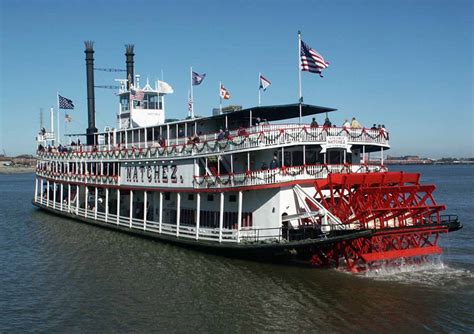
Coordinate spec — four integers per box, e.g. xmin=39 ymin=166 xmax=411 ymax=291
xmin=125 ymin=44 xmax=135 ymax=89
xmin=84 ymin=41 xmax=97 ymax=145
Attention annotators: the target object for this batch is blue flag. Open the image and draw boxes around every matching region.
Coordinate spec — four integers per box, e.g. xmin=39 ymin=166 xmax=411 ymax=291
xmin=192 ymin=71 xmax=206 ymax=86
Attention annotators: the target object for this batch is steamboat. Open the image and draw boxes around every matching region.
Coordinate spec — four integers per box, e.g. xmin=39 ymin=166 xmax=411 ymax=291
xmin=33 ymin=42 xmax=462 ymax=272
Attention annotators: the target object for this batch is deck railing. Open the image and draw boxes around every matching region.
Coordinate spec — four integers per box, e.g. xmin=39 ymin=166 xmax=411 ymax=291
xmin=37 ymin=124 xmax=389 ymax=161
xmin=35 ymin=170 xmax=119 ymax=186
xmin=35 ymin=196 xmax=336 ymax=244
xmin=193 ymin=163 xmax=388 ymax=189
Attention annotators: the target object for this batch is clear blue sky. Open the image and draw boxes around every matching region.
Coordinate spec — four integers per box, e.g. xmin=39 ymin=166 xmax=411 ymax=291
xmin=1 ymin=0 xmax=472 ymax=158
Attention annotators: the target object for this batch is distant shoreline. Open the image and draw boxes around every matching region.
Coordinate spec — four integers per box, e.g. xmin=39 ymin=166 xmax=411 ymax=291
xmin=0 ymin=166 xmax=36 ymax=174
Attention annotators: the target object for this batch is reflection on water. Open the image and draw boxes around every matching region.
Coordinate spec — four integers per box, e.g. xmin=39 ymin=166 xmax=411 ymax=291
xmin=0 ymin=170 xmax=473 ymax=332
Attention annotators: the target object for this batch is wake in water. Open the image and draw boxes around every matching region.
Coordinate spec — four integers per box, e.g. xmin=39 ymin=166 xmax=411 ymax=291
xmin=357 ymin=256 xmax=474 ymax=288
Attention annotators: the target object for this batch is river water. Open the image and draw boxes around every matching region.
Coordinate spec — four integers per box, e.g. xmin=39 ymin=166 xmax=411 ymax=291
xmin=1 ymin=166 xmax=473 ymax=333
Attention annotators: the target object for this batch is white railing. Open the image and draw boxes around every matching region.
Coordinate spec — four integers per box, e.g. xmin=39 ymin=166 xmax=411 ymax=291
xmin=37 ymin=124 xmax=389 ymax=161
xmin=35 ymin=170 xmax=119 ymax=186
xmin=194 ymin=164 xmax=388 ymax=189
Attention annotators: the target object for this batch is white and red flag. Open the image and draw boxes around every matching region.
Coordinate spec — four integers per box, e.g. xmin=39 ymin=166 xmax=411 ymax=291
xmin=259 ymin=74 xmax=271 ymax=91
xmin=220 ymin=84 xmax=230 ymax=100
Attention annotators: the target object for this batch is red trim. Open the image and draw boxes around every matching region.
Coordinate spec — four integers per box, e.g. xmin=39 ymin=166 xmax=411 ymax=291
xmin=36 ymin=174 xmax=317 ymax=193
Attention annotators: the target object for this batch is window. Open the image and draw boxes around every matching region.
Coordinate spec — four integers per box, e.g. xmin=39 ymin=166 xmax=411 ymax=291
xmin=229 ymin=195 xmax=236 ymax=202
xmin=164 ymin=192 xmax=171 ymax=200
xmin=188 ymin=194 xmax=194 ymax=201
xmin=207 ymin=194 xmax=214 ymax=201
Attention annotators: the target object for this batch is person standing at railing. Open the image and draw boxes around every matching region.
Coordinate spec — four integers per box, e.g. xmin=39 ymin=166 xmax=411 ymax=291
xmin=351 ymin=117 xmax=362 ymax=129
xmin=323 ymin=117 xmax=332 ymax=128
xmin=342 ymin=119 xmax=350 ymax=128
xmin=310 ymin=118 xmax=318 ymax=128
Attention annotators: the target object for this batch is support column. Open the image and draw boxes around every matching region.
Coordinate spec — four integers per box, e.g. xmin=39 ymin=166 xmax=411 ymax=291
xmin=85 ymin=186 xmax=88 ymax=218
xmin=176 ymin=192 xmax=181 ymax=237
xmin=40 ymin=179 xmax=44 ymax=204
xmin=237 ymin=191 xmax=243 ymax=243
xmin=219 ymin=192 xmax=224 ymax=243
xmin=60 ymin=183 xmax=64 ymax=211
xmin=362 ymin=145 xmax=366 ymax=164
xmin=143 ymin=190 xmax=147 ymax=231
xmin=34 ymin=178 xmax=38 ymax=203
xmin=105 ymin=187 xmax=109 ymax=222
xmin=76 ymin=185 xmax=79 ymax=215
xmin=159 ymin=192 xmax=163 ymax=233
xmin=94 ymin=187 xmax=98 ymax=220
xmin=116 ymin=188 xmax=120 ymax=225
xmin=46 ymin=180 xmax=50 ymax=207
xmin=53 ymin=182 xmax=56 ymax=209
xmin=68 ymin=184 xmax=71 ymax=212
xmin=381 ymin=147 xmax=384 ymax=165
xmin=129 ymin=190 xmax=133 ymax=228
xmin=195 ymin=193 xmax=201 ymax=240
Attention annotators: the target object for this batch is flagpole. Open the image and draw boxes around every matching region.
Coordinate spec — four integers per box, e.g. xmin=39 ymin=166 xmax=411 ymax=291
xmin=190 ymin=66 xmax=194 ymax=118
xmin=219 ymin=81 xmax=222 ymax=114
xmin=50 ymin=107 xmax=54 ymax=145
xmin=57 ymin=92 xmax=61 ymax=144
xmin=298 ymin=31 xmax=303 ymax=125
xmin=258 ymin=72 xmax=261 ymax=106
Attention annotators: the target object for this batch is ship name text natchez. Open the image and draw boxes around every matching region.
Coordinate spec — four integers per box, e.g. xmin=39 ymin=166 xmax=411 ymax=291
xmin=33 ymin=37 xmax=461 ymax=272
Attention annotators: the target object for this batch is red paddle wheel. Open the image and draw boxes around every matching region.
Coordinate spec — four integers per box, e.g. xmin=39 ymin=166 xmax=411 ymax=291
xmin=306 ymin=171 xmax=451 ymax=272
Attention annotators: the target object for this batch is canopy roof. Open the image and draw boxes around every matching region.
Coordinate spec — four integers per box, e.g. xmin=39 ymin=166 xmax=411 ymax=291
xmin=204 ymin=103 xmax=337 ymax=124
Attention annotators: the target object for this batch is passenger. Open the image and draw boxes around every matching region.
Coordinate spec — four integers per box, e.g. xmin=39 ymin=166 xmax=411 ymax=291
xmin=269 ymin=156 xmax=279 ymax=169
xmin=41 ymin=127 xmax=46 ymax=135
xmin=224 ymin=128 xmax=231 ymax=140
xmin=261 ymin=162 xmax=268 ymax=170
xmin=158 ymin=137 xmax=166 ymax=147
xmin=217 ymin=129 xmax=225 ymax=141
xmin=377 ymin=124 xmax=382 ymax=129
xmin=238 ymin=126 xmax=248 ymax=136
xmin=38 ymin=144 xmax=44 ymax=152
xmin=351 ymin=117 xmax=362 ymax=129
xmin=187 ymin=136 xmax=194 ymax=145
xmin=342 ymin=119 xmax=350 ymax=128
xmin=192 ymin=134 xmax=200 ymax=144
xmin=310 ymin=118 xmax=318 ymax=128
xmin=371 ymin=124 xmax=377 ymax=130
xmin=323 ymin=117 xmax=332 ymax=128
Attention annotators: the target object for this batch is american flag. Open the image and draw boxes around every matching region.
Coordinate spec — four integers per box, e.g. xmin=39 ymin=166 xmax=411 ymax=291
xmin=58 ymin=94 xmax=74 ymax=109
xmin=220 ymin=84 xmax=230 ymax=100
xmin=188 ymin=92 xmax=193 ymax=114
xmin=130 ymin=88 xmax=144 ymax=101
xmin=300 ymin=40 xmax=329 ymax=77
